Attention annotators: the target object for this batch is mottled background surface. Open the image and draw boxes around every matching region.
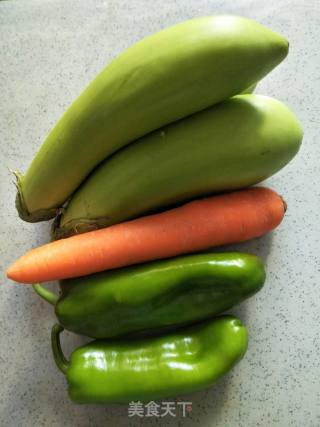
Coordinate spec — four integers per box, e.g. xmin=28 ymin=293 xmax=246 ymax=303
xmin=0 ymin=1 xmax=319 ymax=426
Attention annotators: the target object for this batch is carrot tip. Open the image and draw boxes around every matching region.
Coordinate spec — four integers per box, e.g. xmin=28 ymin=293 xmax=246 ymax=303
xmin=6 ymin=265 xmax=15 ymax=280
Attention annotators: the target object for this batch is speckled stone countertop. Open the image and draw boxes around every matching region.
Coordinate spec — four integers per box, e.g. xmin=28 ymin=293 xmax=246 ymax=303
xmin=0 ymin=1 xmax=319 ymax=426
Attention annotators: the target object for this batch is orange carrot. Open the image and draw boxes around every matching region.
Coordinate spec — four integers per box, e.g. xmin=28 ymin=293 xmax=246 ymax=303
xmin=7 ymin=187 xmax=285 ymax=284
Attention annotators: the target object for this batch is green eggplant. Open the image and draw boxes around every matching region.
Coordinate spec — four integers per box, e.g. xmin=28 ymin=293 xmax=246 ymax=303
xmin=16 ymin=16 xmax=288 ymax=222
xmin=54 ymin=94 xmax=302 ymax=238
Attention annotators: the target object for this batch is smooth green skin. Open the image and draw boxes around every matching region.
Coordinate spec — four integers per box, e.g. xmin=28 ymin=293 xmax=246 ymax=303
xmin=51 ymin=316 xmax=248 ymax=403
xmin=242 ymin=83 xmax=257 ymax=94
xmin=56 ymin=94 xmax=302 ymax=238
xmin=35 ymin=252 xmax=264 ymax=338
xmin=17 ymin=15 xmax=288 ymax=222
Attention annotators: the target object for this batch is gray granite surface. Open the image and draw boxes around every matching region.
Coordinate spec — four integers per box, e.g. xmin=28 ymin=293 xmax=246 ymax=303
xmin=0 ymin=0 xmax=319 ymax=426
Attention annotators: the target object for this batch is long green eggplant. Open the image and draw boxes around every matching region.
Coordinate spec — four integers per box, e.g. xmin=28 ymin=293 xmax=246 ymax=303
xmin=16 ymin=16 xmax=288 ymax=222
xmin=33 ymin=252 xmax=265 ymax=338
xmin=54 ymin=94 xmax=302 ymax=238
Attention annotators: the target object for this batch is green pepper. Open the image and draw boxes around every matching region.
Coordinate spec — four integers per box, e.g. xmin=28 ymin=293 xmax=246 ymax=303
xmin=52 ymin=315 xmax=248 ymax=403
xmin=34 ymin=252 xmax=265 ymax=338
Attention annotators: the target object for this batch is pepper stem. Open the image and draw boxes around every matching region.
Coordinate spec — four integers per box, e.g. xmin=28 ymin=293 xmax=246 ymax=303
xmin=51 ymin=324 xmax=69 ymax=375
xmin=33 ymin=284 xmax=59 ymax=305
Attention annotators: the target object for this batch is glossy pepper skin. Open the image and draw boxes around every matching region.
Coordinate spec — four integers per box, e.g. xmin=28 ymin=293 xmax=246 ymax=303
xmin=34 ymin=252 xmax=265 ymax=338
xmin=52 ymin=315 xmax=248 ymax=403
